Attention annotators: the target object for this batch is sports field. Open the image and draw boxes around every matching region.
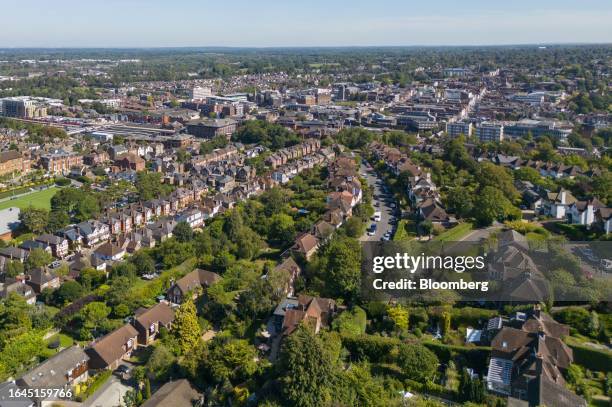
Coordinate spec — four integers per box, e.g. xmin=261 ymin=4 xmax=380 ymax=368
xmin=0 ymin=186 xmax=59 ymax=211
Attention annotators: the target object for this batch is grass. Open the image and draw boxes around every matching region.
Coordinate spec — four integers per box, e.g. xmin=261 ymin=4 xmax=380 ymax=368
xmin=433 ymin=222 xmax=473 ymax=242
xmin=0 ymin=186 xmax=59 ymax=211
xmin=46 ymin=332 xmax=75 ymax=349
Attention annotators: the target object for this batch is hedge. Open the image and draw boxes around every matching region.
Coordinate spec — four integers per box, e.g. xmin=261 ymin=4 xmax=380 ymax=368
xmin=77 ymin=370 xmax=112 ymax=401
xmin=405 ymin=379 xmax=459 ymax=401
xmin=341 ymin=334 xmax=402 ymax=361
xmin=422 ymin=341 xmax=491 ymax=372
xmin=567 ymin=342 xmax=612 ymax=373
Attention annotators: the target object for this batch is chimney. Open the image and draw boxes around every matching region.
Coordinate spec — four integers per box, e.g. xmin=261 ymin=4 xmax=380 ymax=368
xmin=560 ymin=189 xmax=567 ymax=204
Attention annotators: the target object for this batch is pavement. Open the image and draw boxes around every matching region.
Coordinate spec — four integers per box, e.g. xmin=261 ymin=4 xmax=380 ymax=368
xmin=359 ymin=162 xmax=397 ymax=242
xmin=83 ymin=365 xmax=134 ymax=407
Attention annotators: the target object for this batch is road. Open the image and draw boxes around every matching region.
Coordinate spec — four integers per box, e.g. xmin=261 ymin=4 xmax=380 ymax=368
xmin=359 ymin=162 xmax=397 ymax=242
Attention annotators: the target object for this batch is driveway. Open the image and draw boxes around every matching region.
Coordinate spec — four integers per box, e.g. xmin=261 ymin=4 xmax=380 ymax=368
xmin=83 ymin=372 xmax=133 ymax=407
xmin=359 ymin=162 xmax=396 ymax=242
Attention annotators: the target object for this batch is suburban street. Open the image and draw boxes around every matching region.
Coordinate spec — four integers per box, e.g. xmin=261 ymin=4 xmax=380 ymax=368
xmin=359 ymin=162 xmax=396 ymax=242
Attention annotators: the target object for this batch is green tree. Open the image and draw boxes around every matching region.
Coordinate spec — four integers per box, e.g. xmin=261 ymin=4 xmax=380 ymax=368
xmin=397 ymin=343 xmax=438 ymax=382
xmin=269 ymin=213 xmax=296 ymax=243
xmin=53 ymin=280 xmax=84 ymax=305
xmin=318 ymin=236 xmax=361 ymax=300
xmin=473 ymin=186 xmax=519 ymax=226
xmin=130 ymin=251 xmax=156 ymax=276
xmin=280 ymin=324 xmax=335 ymax=407
xmin=173 ymin=298 xmax=201 ymax=354
xmin=80 ymin=301 xmax=110 ymax=335
xmin=25 ymin=248 xmax=53 ymax=271
xmin=387 ymin=304 xmax=409 ymax=331
xmin=19 ymin=207 xmax=49 ymax=234
xmin=445 ymin=187 xmax=474 ymax=219
xmin=5 ymin=260 xmax=24 ymax=278
xmin=146 ymin=343 xmax=176 ymax=381
xmin=173 ymin=221 xmax=194 ymax=243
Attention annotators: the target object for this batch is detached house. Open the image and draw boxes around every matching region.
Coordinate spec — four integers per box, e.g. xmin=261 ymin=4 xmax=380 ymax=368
xmin=166 ymin=269 xmax=221 ymax=304
xmin=17 ymin=346 xmax=89 ymax=401
xmin=281 ymin=294 xmax=336 ymax=335
xmin=486 ymin=308 xmax=585 ymax=407
xmin=292 ymin=233 xmax=319 ymax=261
xmin=133 ymin=302 xmax=175 ymax=345
xmin=86 ymin=324 xmax=139 ymax=370
xmin=27 ymin=268 xmax=60 ymax=293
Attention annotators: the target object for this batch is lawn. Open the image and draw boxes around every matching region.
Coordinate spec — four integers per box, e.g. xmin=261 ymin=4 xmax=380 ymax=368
xmin=433 ymin=222 xmax=473 ymax=242
xmin=0 ymin=186 xmax=59 ymax=211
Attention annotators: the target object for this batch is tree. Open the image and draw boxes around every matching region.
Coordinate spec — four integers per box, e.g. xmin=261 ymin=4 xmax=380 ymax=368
xmin=478 ymin=162 xmax=519 ymax=203
xmin=332 ymin=307 xmax=367 ymax=335
xmin=318 ymin=236 xmax=362 ymax=300
xmin=441 ymin=311 xmax=451 ymax=337
xmin=445 ymin=187 xmax=474 ymax=219
xmin=53 ymin=280 xmax=84 ymax=305
xmin=19 ymin=207 xmax=49 ymax=234
xmin=204 ymin=338 xmax=259 ymax=383
xmin=173 ymin=221 xmax=194 ymax=243
xmin=387 ymin=304 xmax=409 ymax=331
xmin=130 ymin=251 xmax=156 ymax=276
xmin=280 ymin=324 xmax=335 ymax=407
xmin=342 ymin=217 xmax=365 ymax=238
xmin=157 ymin=239 xmax=194 ymax=268
xmin=80 ymin=302 xmax=110 ymax=335
xmin=5 ymin=260 xmax=24 ymax=278
xmin=269 ymin=213 xmax=296 ymax=243
xmin=47 ymin=210 xmax=70 ymax=231
xmin=397 ymin=344 xmax=438 ymax=382
xmin=473 ymin=186 xmax=519 ymax=226
xmin=146 ymin=343 xmax=176 ymax=381
xmin=173 ymin=298 xmax=201 ymax=354
xmin=25 ymin=248 xmax=53 ymax=271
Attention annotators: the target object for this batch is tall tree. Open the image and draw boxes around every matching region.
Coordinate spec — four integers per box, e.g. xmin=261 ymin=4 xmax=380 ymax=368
xmin=173 ymin=298 xmax=201 ymax=354
xmin=280 ymin=324 xmax=335 ymax=407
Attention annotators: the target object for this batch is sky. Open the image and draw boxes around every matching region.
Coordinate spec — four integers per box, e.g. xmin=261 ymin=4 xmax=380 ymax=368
xmin=2 ymin=0 xmax=612 ymax=48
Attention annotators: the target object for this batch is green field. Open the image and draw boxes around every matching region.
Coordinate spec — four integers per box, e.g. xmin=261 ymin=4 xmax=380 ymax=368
xmin=0 ymin=186 xmax=58 ymax=211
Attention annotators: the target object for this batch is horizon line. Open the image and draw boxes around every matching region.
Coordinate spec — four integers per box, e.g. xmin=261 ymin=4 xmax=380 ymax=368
xmin=1 ymin=42 xmax=612 ymax=51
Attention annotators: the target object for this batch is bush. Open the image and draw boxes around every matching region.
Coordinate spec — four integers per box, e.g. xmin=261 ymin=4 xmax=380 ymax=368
xmin=77 ymin=370 xmax=112 ymax=401
xmin=567 ymin=342 xmax=612 ymax=373
xmin=55 ymin=178 xmax=71 ymax=186
xmin=422 ymin=341 xmax=491 ymax=371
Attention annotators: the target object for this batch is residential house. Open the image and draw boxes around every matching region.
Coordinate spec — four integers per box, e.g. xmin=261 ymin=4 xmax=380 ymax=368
xmin=35 ymin=234 xmax=69 ymax=258
xmin=567 ymin=198 xmax=604 ymax=227
xmin=133 ymin=302 xmax=175 ymax=345
xmin=543 ymin=188 xmax=577 ymax=219
xmin=141 ymin=379 xmax=203 ymax=407
xmin=281 ymin=294 xmax=336 ymax=335
xmin=0 ymin=279 xmax=36 ymax=304
xmin=166 ymin=269 xmax=221 ymax=304
xmin=292 ymin=233 xmax=319 ymax=261
xmin=16 ymin=346 xmax=89 ymax=401
xmin=27 ymin=268 xmax=60 ymax=293
xmin=486 ymin=307 xmax=585 ymax=407
xmin=93 ymin=241 xmax=126 ymax=262
xmin=86 ymin=324 xmax=139 ymax=370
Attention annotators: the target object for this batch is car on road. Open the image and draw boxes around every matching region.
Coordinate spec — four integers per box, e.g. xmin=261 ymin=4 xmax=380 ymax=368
xmin=367 ymin=223 xmax=377 ymax=236
xmin=373 ymin=211 xmax=382 ymax=222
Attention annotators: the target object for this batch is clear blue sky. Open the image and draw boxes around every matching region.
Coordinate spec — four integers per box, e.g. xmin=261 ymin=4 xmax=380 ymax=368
xmin=3 ymin=0 xmax=612 ymax=47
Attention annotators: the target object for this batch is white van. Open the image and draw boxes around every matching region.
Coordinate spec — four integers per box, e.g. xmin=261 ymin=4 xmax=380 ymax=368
xmin=373 ymin=211 xmax=382 ymax=222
